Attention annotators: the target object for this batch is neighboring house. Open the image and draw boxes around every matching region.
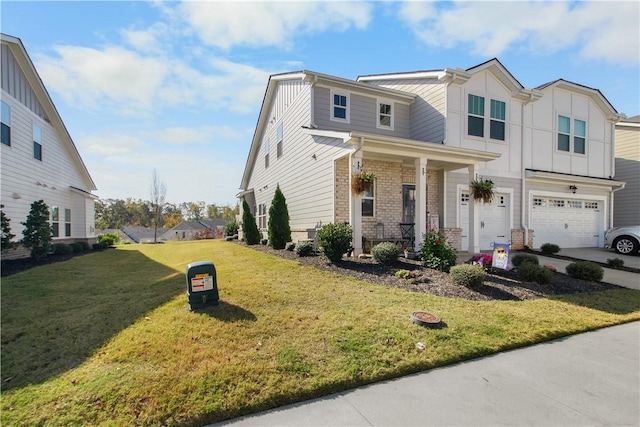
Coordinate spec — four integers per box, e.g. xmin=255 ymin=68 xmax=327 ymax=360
xmin=121 ymin=226 xmax=169 ymax=244
xmin=161 ymin=219 xmax=226 ymax=241
xmin=238 ymin=59 xmax=625 ymax=254
xmin=613 ymin=116 xmax=639 ymax=227
xmin=1 ymin=34 xmax=98 ymax=259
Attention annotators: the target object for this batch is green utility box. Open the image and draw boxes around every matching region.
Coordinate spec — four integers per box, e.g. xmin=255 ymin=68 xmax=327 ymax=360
xmin=186 ymin=261 xmax=219 ymax=310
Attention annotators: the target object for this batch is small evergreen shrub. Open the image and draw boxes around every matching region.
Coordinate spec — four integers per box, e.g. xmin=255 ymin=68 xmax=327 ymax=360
xmin=540 ymin=243 xmax=561 ymax=256
xmin=21 ymin=200 xmax=52 ymax=259
xmin=450 ymin=263 xmax=486 ymax=289
xmin=371 ymin=242 xmax=400 ymax=265
xmin=607 ymin=258 xmax=624 ymax=269
xmin=512 ymin=253 xmax=539 ymax=267
xmin=241 ymin=198 xmax=261 ymax=245
xmin=566 ymin=261 xmax=604 ymax=282
xmin=69 ymin=242 xmax=83 ymax=253
xmin=1 ymin=204 xmax=16 ymax=251
xmin=224 ymin=220 xmax=239 ymax=237
xmin=285 ymin=242 xmax=296 ymax=251
xmin=92 ymin=243 xmax=105 ymax=251
xmin=421 ymin=230 xmax=457 ymax=272
xmin=267 ymin=184 xmax=291 ymax=249
xmin=52 ymin=243 xmax=73 ymax=255
xmin=517 ymin=262 xmax=552 ymax=284
xmin=97 ymin=232 xmax=119 ymax=246
xmin=295 ymin=241 xmax=313 ymax=257
xmin=78 ymin=241 xmax=90 ymax=252
xmin=317 ymin=222 xmax=352 ymax=263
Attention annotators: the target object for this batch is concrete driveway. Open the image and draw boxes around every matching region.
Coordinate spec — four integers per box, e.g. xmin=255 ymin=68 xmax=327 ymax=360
xmin=556 ymin=247 xmax=640 ymax=270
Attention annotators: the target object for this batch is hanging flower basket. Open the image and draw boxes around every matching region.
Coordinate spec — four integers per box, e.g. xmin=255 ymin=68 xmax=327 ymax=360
xmin=470 ymin=178 xmax=495 ymax=203
xmin=351 ymin=172 xmax=375 ymax=195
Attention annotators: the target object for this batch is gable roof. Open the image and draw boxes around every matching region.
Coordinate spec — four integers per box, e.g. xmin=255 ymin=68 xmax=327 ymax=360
xmin=1 ymin=33 xmax=96 ymax=191
xmin=535 ymin=79 xmax=621 ymax=119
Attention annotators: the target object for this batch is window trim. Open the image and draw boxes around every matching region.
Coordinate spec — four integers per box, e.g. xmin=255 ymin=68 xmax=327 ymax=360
xmin=376 ymin=99 xmax=394 ymax=130
xmin=51 ymin=206 xmax=59 ymax=238
xmin=263 ymin=136 xmax=269 ymax=169
xmin=65 ymin=208 xmax=71 ymax=237
xmin=467 ymin=93 xmax=509 ymax=142
xmin=276 ymin=122 xmax=283 ymax=159
xmin=1 ymin=101 xmax=10 ymax=147
xmin=33 ymin=123 xmax=42 ymax=161
xmin=489 ymin=99 xmax=506 ymax=141
xmin=257 ymin=203 xmax=267 ymax=230
xmin=556 ymin=113 xmax=587 ymax=155
xmin=467 ymin=93 xmax=485 ymax=138
xmin=330 ymin=89 xmax=350 ymax=123
xmin=361 ymin=180 xmax=375 ymax=218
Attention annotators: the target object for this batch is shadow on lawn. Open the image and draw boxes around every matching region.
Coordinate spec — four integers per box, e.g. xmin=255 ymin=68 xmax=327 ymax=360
xmin=193 ymin=300 xmax=257 ymax=322
xmin=1 ymin=249 xmax=184 ymax=391
xmin=551 ymin=289 xmax=640 ymax=315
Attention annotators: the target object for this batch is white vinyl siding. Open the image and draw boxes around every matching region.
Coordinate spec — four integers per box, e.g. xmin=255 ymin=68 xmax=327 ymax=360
xmin=1 ymin=100 xmax=10 ymax=146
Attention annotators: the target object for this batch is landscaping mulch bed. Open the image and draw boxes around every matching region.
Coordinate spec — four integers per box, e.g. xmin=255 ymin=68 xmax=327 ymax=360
xmin=246 ymin=243 xmax=620 ymax=301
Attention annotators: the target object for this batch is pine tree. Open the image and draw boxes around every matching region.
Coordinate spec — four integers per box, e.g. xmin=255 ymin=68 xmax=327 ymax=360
xmin=267 ymin=184 xmax=291 ymax=249
xmin=241 ymin=198 xmax=260 ymax=245
xmin=21 ymin=200 xmax=52 ymax=259
xmin=1 ymin=204 xmax=16 ymax=251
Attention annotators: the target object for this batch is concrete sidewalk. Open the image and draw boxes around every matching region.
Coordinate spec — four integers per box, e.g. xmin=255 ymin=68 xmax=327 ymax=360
xmin=212 ymin=322 xmax=640 ymax=426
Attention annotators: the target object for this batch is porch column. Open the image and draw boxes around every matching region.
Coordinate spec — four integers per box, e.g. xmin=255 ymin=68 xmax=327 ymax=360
xmin=350 ymin=152 xmax=363 ymax=255
xmin=468 ymin=163 xmax=480 ymax=253
xmin=415 ymin=157 xmax=428 ymax=250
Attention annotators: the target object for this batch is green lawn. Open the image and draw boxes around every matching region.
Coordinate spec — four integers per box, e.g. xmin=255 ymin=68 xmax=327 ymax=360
xmin=2 ymin=240 xmax=639 ymax=426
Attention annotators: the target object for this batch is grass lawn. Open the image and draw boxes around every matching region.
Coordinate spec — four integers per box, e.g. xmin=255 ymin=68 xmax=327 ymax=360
xmin=2 ymin=240 xmax=639 ymax=426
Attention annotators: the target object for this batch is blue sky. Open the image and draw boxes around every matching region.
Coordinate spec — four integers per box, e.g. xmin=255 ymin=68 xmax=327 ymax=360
xmin=2 ymin=1 xmax=638 ymax=205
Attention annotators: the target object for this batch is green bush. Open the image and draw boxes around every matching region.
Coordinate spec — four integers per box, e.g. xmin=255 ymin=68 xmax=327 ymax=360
xmin=241 ymin=198 xmax=261 ymax=245
xmin=92 ymin=242 xmax=108 ymax=250
xmin=566 ymin=261 xmax=604 ymax=282
xmin=420 ymin=230 xmax=457 ymax=272
xmin=607 ymin=258 xmax=624 ymax=269
xmin=69 ymin=242 xmax=83 ymax=253
xmin=517 ymin=262 xmax=552 ymax=284
xmin=450 ymin=263 xmax=486 ymax=289
xmin=51 ymin=243 xmax=73 ymax=255
xmin=540 ymin=243 xmax=561 ymax=256
xmin=371 ymin=242 xmax=400 ymax=265
xmin=267 ymin=184 xmax=291 ymax=250
xmin=21 ymin=200 xmax=51 ymax=259
xmin=97 ymin=232 xmax=120 ymax=246
xmin=224 ymin=220 xmax=239 ymax=237
xmin=77 ymin=241 xmax=90 ymax=252
xmin=317 ymin=222 xmax=352 ymax=263
xmin=395 ymin=269 xmax=411 ymax=279
xmin=295 ymin=241 xmax=313 ymax=257
xmin=1 ymin=204 xmax=16 ymax=251
xmin=285 ymin=242 xmax=296 ymax=251
xmin=511 ymin=253 xmax=539 ymax=267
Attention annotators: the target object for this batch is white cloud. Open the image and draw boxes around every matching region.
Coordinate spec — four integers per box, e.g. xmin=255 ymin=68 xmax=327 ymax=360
xmin=144 ymin=125 xmax=242 ymax=145
xmin=398 ymin=1 xmax=639 ymax=66
xmin=83 ymin=134 xmax=145 ymax=156
xmin=176 ymin=1 xmax=373 ymax=49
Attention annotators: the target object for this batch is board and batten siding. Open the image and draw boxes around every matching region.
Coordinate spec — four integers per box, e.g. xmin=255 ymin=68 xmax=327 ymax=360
xmin=613 ymin=124 xmax=640 ymax=226
xmin=313 ymin=86 xmax=410 ymax=139
xmin=1 ymin=44 xmax=47 ymax=120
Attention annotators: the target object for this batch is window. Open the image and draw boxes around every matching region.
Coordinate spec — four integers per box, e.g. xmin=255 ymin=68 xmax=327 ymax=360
xmin=33 ymin=124 xmax=42 ymax=161
xmin=490 ymin=99 xmax=506 ymax=140
xmin=377 ymin=101 xmax=393 ymax=129
xmin=362 ymin=180 xmax=375 ymax=217
xmin=65 ymin=208 xmax=71 ymax=237
xmin=585 ymin=201 xmax=599 ymax=210
xmin=574 ymin=119 xmax=586 ymax=154
xmin=264 ymin=137 xmax=269 ymax=169
xmin=276 ymin=123 xmax=283 ymax=158
xmin=257 ymin=203 xmax=267 ymax=229
xmin=1 ymin=101 xmax=10 ymax=146
xmin=558 ymin=115 xmax=570 ymax=151
xmin=331 ymin=90 xmax=349 ymax=122
xmin=51 ymin=206 xmax=59 ymax=238
xmin=558 ymin=115 xmax=587 ymax=154
xmin=468 ymin=94 xmax=484 ymax=137
xmin=568 ymin=201 xmax=582 ymax=209
xmin=549 ymin=199 xmax=565 ymax=208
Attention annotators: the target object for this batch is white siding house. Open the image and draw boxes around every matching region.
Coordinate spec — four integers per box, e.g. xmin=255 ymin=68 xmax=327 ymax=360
xmin=1 ymin=34 xmax=97 ymax=258
xmin=239 ymin=59 xmax=625 ymax=255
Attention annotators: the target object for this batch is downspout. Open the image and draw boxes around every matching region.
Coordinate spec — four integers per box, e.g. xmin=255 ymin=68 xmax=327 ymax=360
xmin=521 ymin=95 xmax=531 ymax=248
xmin=309 ymin=74 xmax=318 ymax=129
xmin=609 ymin=120 xmax=616 ymax=229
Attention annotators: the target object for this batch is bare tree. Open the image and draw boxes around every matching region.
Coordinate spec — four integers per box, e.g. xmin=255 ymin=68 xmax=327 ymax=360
xmin=151 ymin=169 xmax=167 ymax=243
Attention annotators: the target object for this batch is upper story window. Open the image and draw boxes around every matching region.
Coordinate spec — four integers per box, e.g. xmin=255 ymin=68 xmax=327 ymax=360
xmin=276 ymin=122 xmax=283 ymax=158
xmin=264 ymin=136 xmax=269 ymax=169
xmin=331 ymin=90 xmax=349 ymax=123
xmin=377 ymin=100 xmax=393 ymax=130
xmin=362 ymin=181 xmax=375 ymax=217
xmin=468 ymin=94 xmax=507 ymax=141
xmin=1 ymin=101 xmax=10 ymax=146
xmin=33 ymin=123 xmax=42 ymax=161
xmin=557 ymin=115 xmax=587 ymax=154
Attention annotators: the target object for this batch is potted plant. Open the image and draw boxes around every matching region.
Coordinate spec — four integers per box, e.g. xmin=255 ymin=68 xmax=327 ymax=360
xmin=351 ymin=172 xmax=375 ymax=195
xmin=403 ymin=247 xmax=416 ymax=260
xmin=470 ymin=178 xmax=495 ymax=203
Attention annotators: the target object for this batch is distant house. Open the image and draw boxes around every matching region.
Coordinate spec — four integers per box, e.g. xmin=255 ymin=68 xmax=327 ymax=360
xmin=1 ymin=34 xmax=98 ymax=259
xmin=613 ymin=116 xmax=640 ymax=227
xmin=238 ymin=58 xmax=625 ymax=254
xmin=162 ymin=219 xmax=227 ymax=241
xmin=121 ymin=226 xmax=169 ymax=244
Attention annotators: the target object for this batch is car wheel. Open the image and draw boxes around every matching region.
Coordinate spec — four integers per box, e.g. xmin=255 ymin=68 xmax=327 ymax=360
xmin=613 ymin=236 xmax=639 ymax=255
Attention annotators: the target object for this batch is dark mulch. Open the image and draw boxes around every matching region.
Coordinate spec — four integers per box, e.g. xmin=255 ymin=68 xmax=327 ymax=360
xmin=245 ymin=243 xmax=620 ymax=301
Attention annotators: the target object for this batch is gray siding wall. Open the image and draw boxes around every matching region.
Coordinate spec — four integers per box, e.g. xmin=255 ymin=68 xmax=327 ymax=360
xmin=363 ymin=78 xmax=446 ymax=143
xmin=313 ymin=86 xmax=410 ymax=138
xmin=613 ymin=125 xmax=640 ymax=226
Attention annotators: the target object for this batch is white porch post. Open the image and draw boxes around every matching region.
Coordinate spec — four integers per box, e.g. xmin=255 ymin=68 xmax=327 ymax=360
xmin=415 ymin=157 xmax=428 ymax=250
xmin=468 ymin=163 xmax=480 ymax=253
xmin=350 ymin=152 xmax=363 ymax=255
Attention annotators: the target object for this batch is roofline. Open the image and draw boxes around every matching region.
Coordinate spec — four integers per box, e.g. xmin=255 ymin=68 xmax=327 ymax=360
xmin=465 ymin=57 xmax=525 ymax=89
xmin=535 ymin=78 xmax=620 ymax=117
xmin=357 ymin=69 xmax=445 ymax=81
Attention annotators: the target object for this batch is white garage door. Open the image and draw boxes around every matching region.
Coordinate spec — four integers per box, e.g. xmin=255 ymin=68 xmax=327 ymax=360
xmin=531 ymin=197 xmax=602 ymax=248
xmin=460 ymin=192 xmax=509 ymax=251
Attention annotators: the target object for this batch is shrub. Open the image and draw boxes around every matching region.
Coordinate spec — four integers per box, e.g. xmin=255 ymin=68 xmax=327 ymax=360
xmin=69 ymin=242 xmax=83 ymax=253
xmin=1 ymin=204 xmax=16 ymax=251
xmin=607 ymin=258 xmax=624 ymax=269
xmin=224 ymin=220 xmax=239 ymax=237
xmin=51 ymin=243 xmax=73 ymax=255
xmin=21 ymin=200 xmax=51 ymax=259
xmin=517 ymin=262 xmax=552 ymax=284
xmin=295 ymin=241 xmax=313 ymax=257
xmin=450 ymin=264 xmax=485 ymax=289
xmin=97 ymin=232 xmax=119 ymax=246
xmin=241 ymin=198 xmax=260 ymax=245
xmin=285 ymin=242 xmax=296 ymax=251
xmin=395 ymin=269 xmax=411 ymax=279
xmin=566 ymin=261 xmax=604 ymax=282
xmin=77 ymin=241 xmax=90 ymax=252
xmin=540 ymin=243 xmax=561 ymax=256
xmin=420 ymin=230 xmax=457 ymax=272
xmin=371 ymin=242 xmax=400 ymax=265
xmin=267 ymin=184 xmax=291 ymax=250
xmin=92 ymin=242 xmax=107 ymax=251
xmin=317 ymin=222 xmax=352 ymax=263
xmin=512 ymin=253 xmax=539 ymax=267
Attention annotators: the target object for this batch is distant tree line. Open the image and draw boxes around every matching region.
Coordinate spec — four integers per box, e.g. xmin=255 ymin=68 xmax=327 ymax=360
xmin=95 ymin=199 xmax=239 ymax=230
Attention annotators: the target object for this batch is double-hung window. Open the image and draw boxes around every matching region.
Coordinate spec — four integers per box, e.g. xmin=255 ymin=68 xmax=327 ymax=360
xmin=377 ymin=101 xmax=393 ymax=129
xmin=1 ymin=101 xmax=10 ymax=146
xmin=468 ymin=94 xmax=485 ymax=137
xmin=331 ymin=90 xmax=349 ymax=122
xmin=490 ymin=99 xmax=506 ymax=140
xmin=557 ymin=115 xmax=586 ymax=154
xmin=264 ymin=137 xmax=269 ymax=169
xmin=51 ymin=206 xmax=59 ymax=238
xmin=558 ymin=115 xmax=571 ymax=151
xmin=65 ymin=208 xmax=71 ymax=237
xmin=574 ymin=119 xmax=586 ymax=154
xmin=468 ymin=94 xmax=507 ymax=141
xmin=276 ymin=123 xmax=283 ymax=158
xmin=257 ymin=203 xmax=267 ymax=229
xmin=362 ymin=181 xmax=375 ymax=217
xmin=33 ymin=124 xmax=42 ymax=161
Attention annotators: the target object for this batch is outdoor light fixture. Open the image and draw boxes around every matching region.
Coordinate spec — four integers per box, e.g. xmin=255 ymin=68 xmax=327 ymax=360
xmin=569 ymin=185 xmax=578 ymax=194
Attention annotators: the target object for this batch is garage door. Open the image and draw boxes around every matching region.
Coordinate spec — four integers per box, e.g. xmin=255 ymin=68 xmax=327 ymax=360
xmin=531 ymin=197 xmax=602 ymax=248
xmin=460 ymin=192 xmax=509 ymax=251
